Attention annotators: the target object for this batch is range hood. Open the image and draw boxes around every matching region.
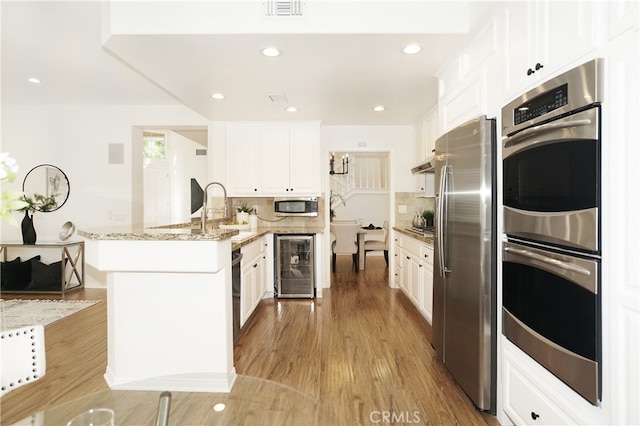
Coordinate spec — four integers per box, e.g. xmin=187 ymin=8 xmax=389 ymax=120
xmin=411 ymin=156 xmax=436 ymax=174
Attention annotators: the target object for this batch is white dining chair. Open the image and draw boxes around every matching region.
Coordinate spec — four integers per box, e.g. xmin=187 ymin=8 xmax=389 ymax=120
xmin=330 ymin=222 xmax=361 ymax=272
xmin=0 ymin=324 xmax=46 ymax=396
xmin=364 ymin=221 xmax=389 ymax=267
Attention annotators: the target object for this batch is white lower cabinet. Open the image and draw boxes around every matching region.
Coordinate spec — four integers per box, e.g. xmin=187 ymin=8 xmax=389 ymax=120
xmin=502 ymin=337 xmax=608 ymax=425
xmin=419 ymin=245 xmax=433 ymax=324
xmin=393 ymin=236 xmax=403 ymax=288
xmin=397 ymin=234 xmax=434 ymax=324
xmin=240 ymin=237 xmax=268 ymax=327
xmin=503 ymin=346 xmax=574 ymax=425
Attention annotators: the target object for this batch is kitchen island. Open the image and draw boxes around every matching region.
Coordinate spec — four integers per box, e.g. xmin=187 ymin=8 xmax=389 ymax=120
xmin=78 ymin=225 xmax=238 ymax=393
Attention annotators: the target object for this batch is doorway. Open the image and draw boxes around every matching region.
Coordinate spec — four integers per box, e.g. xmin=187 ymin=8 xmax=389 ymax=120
xmin=132 ymin=126 xmax=208 ymax=228
xmin=328 ymin=151 xmax=392 ymax=280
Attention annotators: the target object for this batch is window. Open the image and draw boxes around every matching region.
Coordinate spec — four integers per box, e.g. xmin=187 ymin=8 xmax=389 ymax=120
xmin=143 ymin=132 xmax=166 ymax=159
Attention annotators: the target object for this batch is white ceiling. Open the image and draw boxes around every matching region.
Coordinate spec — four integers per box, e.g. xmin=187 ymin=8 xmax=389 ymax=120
xmin=1 ymin=1 xmax=492 ymax=126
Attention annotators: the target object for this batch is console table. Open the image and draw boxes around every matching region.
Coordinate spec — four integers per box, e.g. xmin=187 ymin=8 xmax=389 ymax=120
xmin=0 ymin=241 xmax=85 ymax=295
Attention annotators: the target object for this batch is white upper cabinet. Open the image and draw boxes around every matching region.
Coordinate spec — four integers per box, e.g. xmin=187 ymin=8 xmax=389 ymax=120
xmin=437 ymin=12 xmax=500 ymax=132
xmin=226 ymin=122 xmax=320 ymax=196
xmin=425 ymin=109 xmax=438 ymax=157
xmin=260 ymin=124 xmax=291 ymax=193
xmin=226 ymin=123 xmax=261 ymax=196
xmin=607 ymin=0 xmax=639 ymax=40
xmin=288 ymin=123 xmax=321 ymax=194
xmin=414 ymin=107 xmax=438 ymax=161
xmin=503 ymin=0 xmax=605 ymax=101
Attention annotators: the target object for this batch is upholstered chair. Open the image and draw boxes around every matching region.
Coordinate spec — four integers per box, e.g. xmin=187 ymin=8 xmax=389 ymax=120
xmin=363 ymin=221 xmax=389 ymax=267
xmin=330 ymin=222 xmax=361 ymax=272
xmin=1 ymin=324 xmax=46 ymax=396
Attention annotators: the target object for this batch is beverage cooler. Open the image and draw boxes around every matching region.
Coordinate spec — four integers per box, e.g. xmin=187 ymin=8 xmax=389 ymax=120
xmin=275 ymin=234 xmax=315 ymax=298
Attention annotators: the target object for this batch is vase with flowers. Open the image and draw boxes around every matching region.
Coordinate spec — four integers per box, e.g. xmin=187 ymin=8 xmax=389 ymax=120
xmin=0 ymin=153 xmax=28 ymax=224
xmin=19 ymin=193 xmax=58 ymax=244
xmin=329 ymin=191 xmax=346 ymax=222
xmin=236 ymin=202 xmax=254 ymax=225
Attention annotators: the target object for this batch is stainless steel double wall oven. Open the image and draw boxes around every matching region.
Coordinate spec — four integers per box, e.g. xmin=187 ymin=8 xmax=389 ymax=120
xmin=501 ymin=58 xmax=603 ymax=405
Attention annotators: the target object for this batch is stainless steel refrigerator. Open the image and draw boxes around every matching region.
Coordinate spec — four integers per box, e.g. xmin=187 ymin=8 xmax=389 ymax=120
xmin=432 ymin=115 xmax=497 ymax=413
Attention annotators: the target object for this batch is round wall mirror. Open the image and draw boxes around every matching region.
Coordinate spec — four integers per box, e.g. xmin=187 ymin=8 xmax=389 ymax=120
xmin=22 ymin=164 xmax=70 ymax=212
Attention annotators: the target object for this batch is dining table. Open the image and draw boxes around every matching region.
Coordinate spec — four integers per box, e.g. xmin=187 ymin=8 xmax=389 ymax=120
xmin=14 ymin=375 xmax=339 ymax=425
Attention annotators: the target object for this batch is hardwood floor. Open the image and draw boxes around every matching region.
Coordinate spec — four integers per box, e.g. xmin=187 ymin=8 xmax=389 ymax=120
xmin=236 ymin=256 xmax=498 ymax=425
xmin=1 ymin=257 xmax=498 ymax=425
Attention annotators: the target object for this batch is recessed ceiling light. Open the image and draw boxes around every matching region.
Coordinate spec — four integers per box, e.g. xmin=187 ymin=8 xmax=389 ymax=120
xmin=28 ymin=77 xmax=41 ymax=84
xmin=286 ymin=106 xmax=298 ymax=113
xmin=210 ymin=93 xmax=224 ymax=100
xmin=403 ymin=44 xmax=422 ymax=55
xmin=373 ymin=105 xmax=385 ymax=112
xmin=262 ymin=47 xmax=281 ymax=57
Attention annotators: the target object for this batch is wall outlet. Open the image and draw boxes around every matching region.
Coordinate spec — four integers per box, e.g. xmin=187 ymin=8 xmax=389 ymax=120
xmin=399 ymin=205 xmax=407 ymax=213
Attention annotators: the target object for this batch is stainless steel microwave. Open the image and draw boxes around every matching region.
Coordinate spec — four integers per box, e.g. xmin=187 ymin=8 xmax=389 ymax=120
xmin=274 ymin=197 xmax=318 ymax=217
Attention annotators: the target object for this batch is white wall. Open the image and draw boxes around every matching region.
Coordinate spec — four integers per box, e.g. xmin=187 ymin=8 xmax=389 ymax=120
xmin=1 ymin=104 xmax=209 ymax=286
xmin=332 ymin=193 xmax=389 ymax=229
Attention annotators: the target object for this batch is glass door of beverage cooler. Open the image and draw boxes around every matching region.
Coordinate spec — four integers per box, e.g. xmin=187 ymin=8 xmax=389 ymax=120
xmin=275 ymin=234 xmax=315 ymax=298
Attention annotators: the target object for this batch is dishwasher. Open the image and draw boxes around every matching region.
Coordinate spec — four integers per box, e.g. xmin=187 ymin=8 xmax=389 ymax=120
xmin=275 ymin=234 xmax=315 ymax=298
xmin=231 ymin=248 xmax=242 ymax=345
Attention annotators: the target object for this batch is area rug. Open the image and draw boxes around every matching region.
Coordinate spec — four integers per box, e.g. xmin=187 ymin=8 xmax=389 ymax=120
xmin=0 ymin=299 xmax=101 ymax=331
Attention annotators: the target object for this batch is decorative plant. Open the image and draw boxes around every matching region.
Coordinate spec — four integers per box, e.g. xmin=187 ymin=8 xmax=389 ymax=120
xmin=0 ymin=153 xmax=28 ymax=223
xmin=236 ymin=202 xmax=254 ymax=214
xmin=422 ymin=210 xmax=435 ymax=226
xmin=329 ymin=190 xmax=346 ymax=219
xmin=22 ymin=193 xmax=58 ymax=213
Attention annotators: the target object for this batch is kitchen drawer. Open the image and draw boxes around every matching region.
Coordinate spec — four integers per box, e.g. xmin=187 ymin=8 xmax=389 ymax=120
xmin=241 ymin=238 xmax=263 ymax=263
xmin=503 ymin=344 xmax=575 ymax=425
xmin=420 ymin=244 xmax=433 ymax=269
xmin=402 ymin=235 xmax=422 ymax=256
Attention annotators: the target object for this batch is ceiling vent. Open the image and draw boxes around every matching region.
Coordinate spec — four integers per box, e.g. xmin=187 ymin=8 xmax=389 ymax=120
xmin=264 ymin=0 xmax=303 ymax=16
xmin=268 ymin=94 xmax=288 ymax=103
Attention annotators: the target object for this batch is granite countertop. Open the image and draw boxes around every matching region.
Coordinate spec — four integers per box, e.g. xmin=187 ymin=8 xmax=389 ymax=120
xmin=78 ymin=223 xmax=325 ymax=244
xmin=77 ymin=225 xmax=236 ymax=241
xmin=393 ymin=227 xmax=435 ymax=246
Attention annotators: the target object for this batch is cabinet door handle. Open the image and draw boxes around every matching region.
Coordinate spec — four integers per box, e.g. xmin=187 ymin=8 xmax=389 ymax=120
xmin=535 ymin=62 xmax=543 ymax=70
xmin=527 ymin=68 xmax=535 ymax=75
xmin=531 ymin=412 xmax=540 ymax=420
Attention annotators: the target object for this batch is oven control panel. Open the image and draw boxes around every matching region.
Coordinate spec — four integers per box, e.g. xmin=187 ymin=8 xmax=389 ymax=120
xmin=513 ymin=84 xmax=568 ymax=125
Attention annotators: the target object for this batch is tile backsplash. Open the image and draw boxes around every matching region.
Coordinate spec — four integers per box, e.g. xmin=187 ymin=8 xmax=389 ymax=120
xmin=395 ymin=192 xmax=435 ymax=228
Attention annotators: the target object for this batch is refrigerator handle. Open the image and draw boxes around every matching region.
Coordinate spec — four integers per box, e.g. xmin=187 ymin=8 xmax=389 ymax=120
xmin=437 ymin=165 xmax=450 ymax=277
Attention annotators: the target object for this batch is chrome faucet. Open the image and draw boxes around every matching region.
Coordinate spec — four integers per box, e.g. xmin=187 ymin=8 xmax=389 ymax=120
xmin=201 ymin=182 xmax=228 ymax=231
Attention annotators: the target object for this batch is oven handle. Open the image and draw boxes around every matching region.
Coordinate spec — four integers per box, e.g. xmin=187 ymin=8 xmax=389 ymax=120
xmin=504 ymin=246 xmax=591 ymax=276
xmin=503 ymin=118 xmax=592 ymax=148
